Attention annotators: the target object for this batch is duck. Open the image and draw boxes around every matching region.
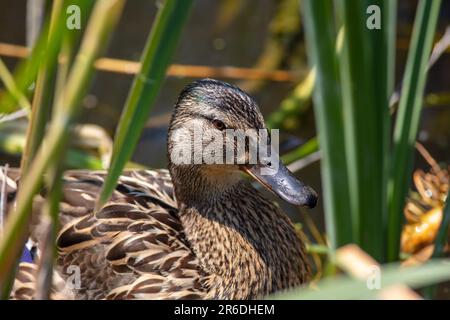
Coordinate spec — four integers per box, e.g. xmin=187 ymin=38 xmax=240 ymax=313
xmin=6 ymin=78 xmax=317 ymax=300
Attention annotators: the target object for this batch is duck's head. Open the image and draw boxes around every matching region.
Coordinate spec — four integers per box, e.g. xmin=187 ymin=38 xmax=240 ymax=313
xmin=167 ymin=79 xmax=317 ymax=208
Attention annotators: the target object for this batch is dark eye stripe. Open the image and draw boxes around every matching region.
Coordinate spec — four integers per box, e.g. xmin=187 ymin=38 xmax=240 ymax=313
xmin=184 ymin=112 xmax=234 ymax=130
xmin=194 ymin=114 xmax=228 ymax=130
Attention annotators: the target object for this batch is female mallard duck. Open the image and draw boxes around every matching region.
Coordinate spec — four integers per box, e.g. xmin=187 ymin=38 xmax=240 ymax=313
xmin=7 ymin=79 xmax=317 ymax=300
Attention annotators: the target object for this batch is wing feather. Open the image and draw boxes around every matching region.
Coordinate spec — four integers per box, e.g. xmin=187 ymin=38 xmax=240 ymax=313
xmin=1 ymin=167 xmax=207 ymax=300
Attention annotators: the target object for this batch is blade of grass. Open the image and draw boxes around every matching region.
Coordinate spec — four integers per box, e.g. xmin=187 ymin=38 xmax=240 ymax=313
xmin=7 ymin=1 xmax=68 ymax=297
xmin=336 ymin=0 xmax=384 ymax=260
xmin=281 ymin=136 xmax=318 ymax=164
xmin=306 ymin=244 xmax=330 ymax=255
xmin=370 ymin=0 xmax=397 ymax=263
xmin=302 ymin=0 xmax=352 ymax=256
xmin=287 ymin=151 xmax=320 ymax=173
xmin=33 ymin=3 xmax=99 ymax=293
xmin=0 ymin=0 xmax=125 ymax=297
xmin=26 ymin=0 xmax=45 ymax=48
xmin=35 ymin=165 xmax=63 ymax=300
xmin=21 ymin=0 xmax=93 ymax=172
xmin=0 ymin=59 xmax=32 ymax=112
xmin=383 ymin=0 xmax=398 ymax=100
xmin=34 ymin=1 xmax=95 ymax=298
xmin=20 ymin=0 xmax=67 ymax=174
xmin=387 ymin=0 xmax=442 ymax=262
xmin=0 ymin=6 xmax=66 ymax=114
xmin=272 ymin=259 xmax=450 ymax=299
xmin=0 ymin=1 xmax=65 ymax=298
xmin=52 ymin=1 xmax=95 ymax=120
xmin=96 ymin=0 xmax=194 ymax=209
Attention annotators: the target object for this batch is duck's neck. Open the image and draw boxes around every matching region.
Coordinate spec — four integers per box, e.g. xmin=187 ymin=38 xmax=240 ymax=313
xmin=170 ymin=165 xmax=310 ymax=299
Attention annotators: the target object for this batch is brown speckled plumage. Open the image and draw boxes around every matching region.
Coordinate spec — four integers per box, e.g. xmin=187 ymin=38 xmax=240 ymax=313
xmin=5 ymin=79 xmax=313 ymax=299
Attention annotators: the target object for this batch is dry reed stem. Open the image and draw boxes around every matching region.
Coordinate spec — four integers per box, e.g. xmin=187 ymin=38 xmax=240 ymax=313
xmin=0 ymin=42 xmax=299 ymax=82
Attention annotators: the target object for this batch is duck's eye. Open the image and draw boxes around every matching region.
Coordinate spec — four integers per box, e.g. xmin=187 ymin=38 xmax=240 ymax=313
xmin=212 ymin=119 xmax=226 ymax=131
